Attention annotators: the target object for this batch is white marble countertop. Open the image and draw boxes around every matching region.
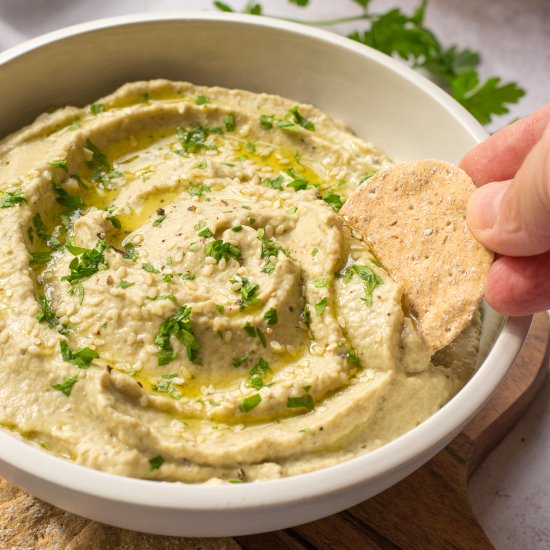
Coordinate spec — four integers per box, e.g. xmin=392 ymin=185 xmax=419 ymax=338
xmin=1 ymin=1 xmax=549 ymax=547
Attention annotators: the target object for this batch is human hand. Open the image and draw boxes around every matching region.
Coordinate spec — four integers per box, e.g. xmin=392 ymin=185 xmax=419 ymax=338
xmin=461 ymin=103 xmax=550 ymax=316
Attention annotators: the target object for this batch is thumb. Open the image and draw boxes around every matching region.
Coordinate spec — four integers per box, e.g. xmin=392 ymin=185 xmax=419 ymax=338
xmin=467 ymin=124 xmax=550 ymax=257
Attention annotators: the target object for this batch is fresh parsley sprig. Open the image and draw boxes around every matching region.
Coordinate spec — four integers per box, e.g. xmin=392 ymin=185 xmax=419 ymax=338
xmin=213 ymin=0 xmax=525 ymax=125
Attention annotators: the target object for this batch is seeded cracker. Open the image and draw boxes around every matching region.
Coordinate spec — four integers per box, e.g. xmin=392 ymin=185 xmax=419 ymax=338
xmin=340 ymin=159 xmax=493 ymax=353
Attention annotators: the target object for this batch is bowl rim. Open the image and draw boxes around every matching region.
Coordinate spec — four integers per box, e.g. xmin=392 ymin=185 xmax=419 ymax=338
xmin=0 ymin=11 xmax=531 ymax=512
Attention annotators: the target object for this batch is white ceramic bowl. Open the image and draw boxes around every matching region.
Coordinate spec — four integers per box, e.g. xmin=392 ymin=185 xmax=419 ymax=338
xmin=0 ymin=12 xmax=531 ymax=537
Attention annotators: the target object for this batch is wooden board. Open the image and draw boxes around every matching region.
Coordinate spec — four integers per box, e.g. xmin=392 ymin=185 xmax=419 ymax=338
xmin=1 ymin=314 xmax=548 ymax=550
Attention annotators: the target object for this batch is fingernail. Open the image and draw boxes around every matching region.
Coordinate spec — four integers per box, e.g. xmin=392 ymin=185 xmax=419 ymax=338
xmin=467 ymin=181 xmax=508 ymax=231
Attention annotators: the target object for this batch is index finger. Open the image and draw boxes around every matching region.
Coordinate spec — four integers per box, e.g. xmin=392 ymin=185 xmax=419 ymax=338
xmin=460 ymin=103 xmax=550 ymax=187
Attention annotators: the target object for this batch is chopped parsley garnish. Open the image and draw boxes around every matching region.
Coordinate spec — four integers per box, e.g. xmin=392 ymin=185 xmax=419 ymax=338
xmin=261 ymin=175 xmax=283 ymax=190
xmin=116 ymin=280 xmax=134 ymax=289
xmin=239 ymin=393 xmax=261 ymax=413
xmin=30 ymin=251 xmax=52 ymax=265
xmin=258 ymin=106 xmax=315 ymax=133
xmin=223 ymin=114 xmax=236 ymax=131
xmin=90 ymin=103 xmax=105 ymax=115
xmin=154 ymin=305 xmax=199 ymax=365
xmin=287 ymin=395 xmax=314 ymax=411
xmin=107 ymin=215 xmax=121 ymax=229
xmin=152 ymin=375 xmax=181 ymax=399
xmin=231 ymin=225 xmax=243 ymax=232
xmin=315 ymin=297 xmax=328 ymax=315
xmin=180 ymin=272 xmax=196 ymax=280
xmin=153 ymin=215 xmax=166 ymax=226
xmin=257 ymin=228 xmax=283 ymax=273
xmin=311 ymin=248 xmax=319 ymax=257
xmin=323 ymin=193 xmax=344 ymax=212
xmin=53 ymin=181 xmax=83 ymax=211
xmin=122 ymin=242 xmax=139 ymax=261
xmin=85 ymin=139 xmax=122 ymax=189
xmin=48 ymin=160 xmax=68 ymax=171
xmin=37 ymin=295 xmax=58 ymax=327
xmin=188 ymin=182 xmax=211 ymax=197
xmin=205 ymin=239 xmax=240 ymax=262
xmin=232 ymin=356 xmax=248 ymax=367
xmin=287 ymin=106 xmax=315 ymax=130
xmin=61 ymin=240 xmax=109 ymax=284
xmin=149 ymin=455 xmax=164 ymax=470
xmin=341 ymin=264 xmax=382 ymax=306
xmin=259 ymin=114 xmax=274 ymax=129
xmin=312 ymin=277 xmax=329 ymax=288
xmin=176 ymin=125 xmax=222 ymax=154
xmin=60 ymin=341 xmax=99 ymax=369
xmin=148 ymin=294 xmax=176 ymax=302
xmin=263 ymin=307 xmax=278 ymax=325
xmin=194 ymin=221 xmax=214 ymax=238
xmin=347 ymin=348 xmax=359 ymax=365
xmin=0 ymin=189 xmax=27 ymax=209
xmin=198 ymin=159 xmax=208 ymax=169
xmin=287 ymin=179 xmax=309 ymax=191
xmin=67 ymin=121 xmax=81 ymax=131
xmin=215 ymin=304 xmax=225 ymax=313
xmin=247 ymin=357 xmax=271 ymax=390
xmin=52 ymin=375 xmax=78 ymax=396
xmin=232 ymin=276 xmax=260 ymax=310
xmin=195 ymin=94 xmax=210 ymax=106
xmin=246 ymin=141 xmax=256 ymax=152
xmin=142 ymin=263 xmax=160 ymax=274
xmin=162 ymin=273 xmax=173 ymax=282
xmin=243 ymin=322 xmax=267 ymax=347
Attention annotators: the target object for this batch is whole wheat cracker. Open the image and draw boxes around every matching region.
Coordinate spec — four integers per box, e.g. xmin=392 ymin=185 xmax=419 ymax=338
xmin=340 ymin=159 xmax=493 ymax=353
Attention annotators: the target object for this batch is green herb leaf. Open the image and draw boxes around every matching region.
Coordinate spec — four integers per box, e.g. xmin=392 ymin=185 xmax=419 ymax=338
xmin=341 ymin=264 xmax=382 ymax=306
xmin=312 ymin=277 xmax=329 ymax=288
xmin=36 ymin=294 xmax=58 ymax=327
xmin=205 ymin=239 xmax=241 ymax=262
xmin=232 ymin=356 xmax=248 ymax=367
xmin=195 ymin=95 xmax=210 ymax=106
xmin=116 ymin=280 xmax=134 ymax=289
xmin=61 ymin=240 xmax=109 ymax=284
xmin=323 ymin=193 xmax=344 ymax=212
xmin=53 ymin=181 xmax=83 ymax=211
xmin=232 ymin=276 xmax=260 ymax=310
xmin=261 ymin=175 xmax=283 ymax=190
xmin=231 ymin=225 xmax=243 ymax=232
xmin=176 ymin=126 xmax=222 ymax=154
xmin=153 ymin=215 xmax=166 ymax=227
xmin=52 ymin=375 xmax=78 ymax=396
xmin=142 ymin=263 xmax=160 ymax=274
xmin=239 ymin=393 xmax=261 ymax=413
xmin=123 ymin=242 xmax=139 ymax=261
xmin=263 ymin=307 xmax=278 ymax=325
xmin=287 ymin=395 xmax=314 ymax=411
xmin=0 ymin=190 xmax=27 ymax=208
xmin=85 ymin=139 xmax=121 ymax=189
xmin=315 ymin=297 xmax=328 ymax=315
xmin=311 ymin=248 xmax=318 ymax=257
xmin=30 ymin=251 xmax=52 ymax=265
xmin=154 ymin=305 xmax=200 ymax=365
xmin=223 ymin=114 xmax=236 ymax=131
xmin=180 ymin=272 xmax=196 ymax=280
xmin=48 ymin=160 xmax=68 ymax=171
xmin=90 ymin=103 xmax=105 ymax=115
xmin=287 ymin=106 xmax=315 ymax=130
xmin=60 ymin=341 xmax=99 ymax=369
xmin=149 ymin=455 xmax=164 ymax=470
xmin=188 ymin=183 xmax=211 ymax=197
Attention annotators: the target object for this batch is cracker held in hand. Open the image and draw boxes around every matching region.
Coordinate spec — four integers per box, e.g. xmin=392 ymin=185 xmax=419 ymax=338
xmin=341 ymin=159 xmax=493 ymax=353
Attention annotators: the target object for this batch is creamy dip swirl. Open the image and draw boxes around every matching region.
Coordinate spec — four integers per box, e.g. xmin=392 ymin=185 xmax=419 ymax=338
xmin=0 ymin=81 xmax=480 ymax=482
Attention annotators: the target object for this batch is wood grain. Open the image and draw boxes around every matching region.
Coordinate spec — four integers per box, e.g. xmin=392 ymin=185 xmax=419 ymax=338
xmin=0 ymin=314 xmax=547 ymax=550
